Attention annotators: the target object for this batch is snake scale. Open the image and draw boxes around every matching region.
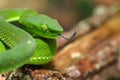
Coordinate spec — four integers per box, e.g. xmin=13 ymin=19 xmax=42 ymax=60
xmin=0 ymin=8 xmax=63 ymax=73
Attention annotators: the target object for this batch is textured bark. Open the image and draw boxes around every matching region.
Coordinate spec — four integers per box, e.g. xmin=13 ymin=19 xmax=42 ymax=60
xmin=51 ymin=16 xmax=120 ymax=79
xmin=86 ymin=62 xmax=120 ymax=80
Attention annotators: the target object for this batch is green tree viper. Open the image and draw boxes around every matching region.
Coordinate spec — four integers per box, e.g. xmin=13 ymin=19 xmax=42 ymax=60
xmin=0 ymin=8 xmax=63 ymax=73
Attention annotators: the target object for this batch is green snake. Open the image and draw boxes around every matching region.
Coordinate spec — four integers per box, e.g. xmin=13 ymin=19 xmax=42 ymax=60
xmin=0 ymin=8 xmax=63 ymax=73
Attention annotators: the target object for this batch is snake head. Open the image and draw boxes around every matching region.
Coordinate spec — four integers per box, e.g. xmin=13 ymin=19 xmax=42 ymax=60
xmin=19 ymin=14 xmax=63 ymax=39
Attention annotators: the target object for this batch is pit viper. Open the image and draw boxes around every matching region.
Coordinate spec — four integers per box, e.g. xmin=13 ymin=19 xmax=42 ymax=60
xmin=0 ymin=8 xmax=63 ymax=73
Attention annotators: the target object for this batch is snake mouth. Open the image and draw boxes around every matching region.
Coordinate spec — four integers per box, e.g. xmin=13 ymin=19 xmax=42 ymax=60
xmin=46 ymin=29 xmax=62 ymax=37
xmin=49 ymin=29 xmax=61 ymax=35
xmin=44 ymin=31 xmax=61 ymax=39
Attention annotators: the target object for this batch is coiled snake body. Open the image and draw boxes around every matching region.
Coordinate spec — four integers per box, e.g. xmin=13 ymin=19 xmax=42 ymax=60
xmin=0 ymin=9 xmax=63 ymax=73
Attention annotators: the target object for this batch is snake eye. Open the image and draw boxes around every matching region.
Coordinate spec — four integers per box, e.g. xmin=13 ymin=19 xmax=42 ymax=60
xmin=41 ymin=24 xmax=48 ymax=31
